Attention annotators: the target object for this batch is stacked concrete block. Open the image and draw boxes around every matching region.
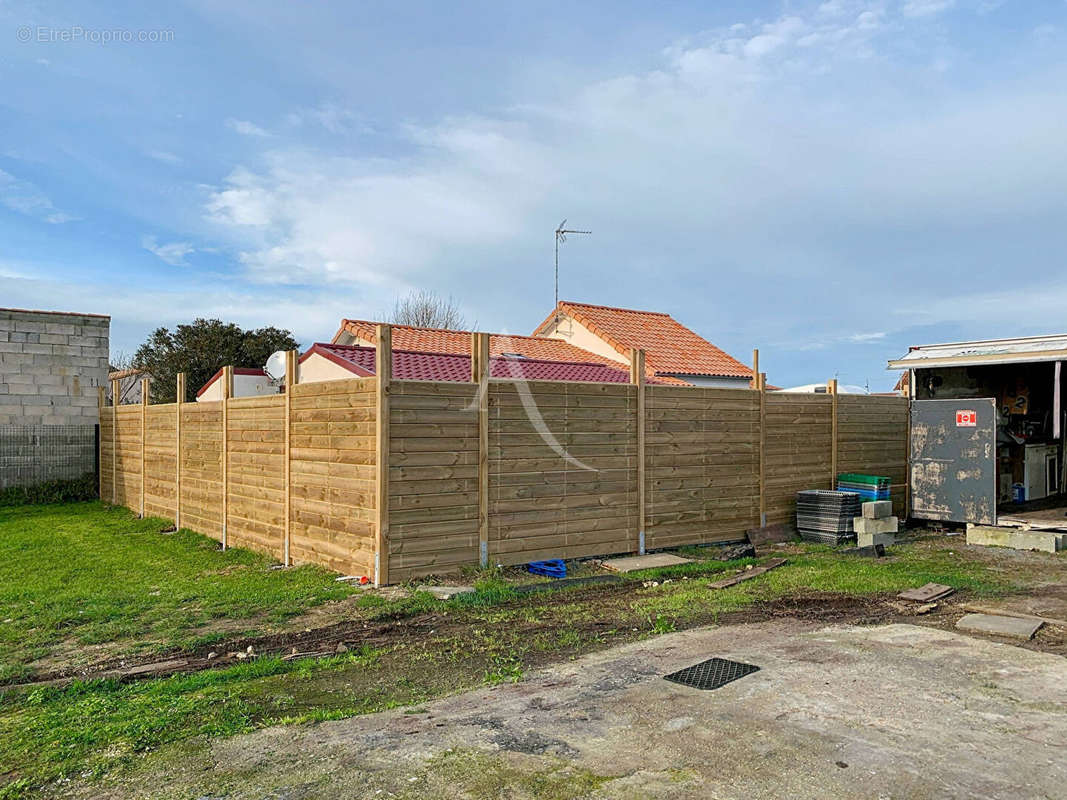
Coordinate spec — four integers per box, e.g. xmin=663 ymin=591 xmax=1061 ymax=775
xmin=0 ymin=308 xmax=110 ymax=426
xmin=854 ymin=500 xmax=898 ymax=547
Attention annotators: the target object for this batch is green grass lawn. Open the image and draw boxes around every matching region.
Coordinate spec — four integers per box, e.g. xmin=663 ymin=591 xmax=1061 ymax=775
xmin=0 ymin=502 xmax=361 ymax=684
xmin=0 ymin=502 xmax=1031 ymax=799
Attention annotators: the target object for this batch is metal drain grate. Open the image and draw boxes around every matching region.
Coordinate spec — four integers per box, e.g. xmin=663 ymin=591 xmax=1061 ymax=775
xmin=663 ymin=658 xmax=759 ymax=690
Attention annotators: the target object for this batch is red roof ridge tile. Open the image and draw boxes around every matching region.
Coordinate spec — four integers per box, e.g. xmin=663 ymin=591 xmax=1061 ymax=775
xmin=341 ymin=318 xmax=576 ymax=344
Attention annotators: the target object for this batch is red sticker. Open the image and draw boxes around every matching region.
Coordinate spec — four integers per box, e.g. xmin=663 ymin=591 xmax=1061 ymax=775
xmin=956 ymin=410 xmax=976 ymax=427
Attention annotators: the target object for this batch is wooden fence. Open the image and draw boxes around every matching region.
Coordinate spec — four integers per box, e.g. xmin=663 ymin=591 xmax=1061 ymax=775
xmin=100 ymin=330 xmax=909 ymax=584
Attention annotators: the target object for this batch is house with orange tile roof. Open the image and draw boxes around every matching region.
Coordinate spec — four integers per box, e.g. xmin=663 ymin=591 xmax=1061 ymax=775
xmin=331 ymin=317 xmax=686 ymax=381
xmin=532 ymin=301 xmax=754 ymax=388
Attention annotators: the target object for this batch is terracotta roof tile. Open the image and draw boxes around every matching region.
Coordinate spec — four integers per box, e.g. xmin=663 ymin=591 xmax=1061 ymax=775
xmin=337 ymin=319 xmax=632 ymax=365
xmin=303 ymin=343 xmax=649 ymax=384
xmin=533 ymin=301 xmax=752 ymax=379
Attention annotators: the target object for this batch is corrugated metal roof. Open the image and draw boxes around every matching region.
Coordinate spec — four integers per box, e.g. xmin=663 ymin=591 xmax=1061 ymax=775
xmin=888 ymin=333 xmax=1067 ymax=370
xmin=304 ymin=343 xmax=645 ymax=384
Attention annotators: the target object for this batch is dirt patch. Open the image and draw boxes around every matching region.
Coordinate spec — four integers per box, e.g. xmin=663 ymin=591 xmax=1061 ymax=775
xmin=7 ymin=586 xmax=909 ymax=691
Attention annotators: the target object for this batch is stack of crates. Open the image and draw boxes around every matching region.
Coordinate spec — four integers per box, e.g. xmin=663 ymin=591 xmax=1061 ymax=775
xmin=836 ymin=473 xmax=891 ymax=502
xmin=795 ymin=490 xmax=862 ymax=545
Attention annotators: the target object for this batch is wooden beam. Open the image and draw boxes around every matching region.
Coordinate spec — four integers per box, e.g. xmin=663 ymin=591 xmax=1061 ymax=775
xmin=758 ymin=370 xmax=766 ymax=526
xmin=284 ymin=351 xmax=297 ymax=566
xmin=473 ymin=332 xmax=490 ymax=567
xmin=110 ymin=378 xmax=118 ymax=505
xmin=375 ymin=325 xmax=392 ymax=585
xmin=828 ymin=378 xmax=839 ymax=489
xmin=140 ymin=377 xmax=149 ymax=518
xmin=630 ymin=348 xmax=646 ymax=554
xmin=752 ymin=348 xmax=759 ymax=389
xmin=174 ymin=375 xmax=185 ymax=533
xmin=221 ymin=365 xmax=232 ymax=550
xmin=97 ymin=386 xmax=105 ymax=501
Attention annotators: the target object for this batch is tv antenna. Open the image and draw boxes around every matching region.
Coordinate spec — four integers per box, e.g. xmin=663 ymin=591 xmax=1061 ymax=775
xmin=554 ymin=219 xmax=591 ymax=309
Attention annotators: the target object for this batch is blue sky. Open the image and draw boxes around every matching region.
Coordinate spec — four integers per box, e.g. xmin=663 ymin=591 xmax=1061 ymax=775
xmin=2 ymin=0 xmax=1066 ymax=389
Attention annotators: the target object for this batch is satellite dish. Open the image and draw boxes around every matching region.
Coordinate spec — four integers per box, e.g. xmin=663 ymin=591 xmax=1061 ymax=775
xmin=264 ymin=350 xmax=288 ymax=382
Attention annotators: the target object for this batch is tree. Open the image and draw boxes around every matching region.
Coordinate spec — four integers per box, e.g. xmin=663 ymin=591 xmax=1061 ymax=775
xmin=132 ymin=319 xmax=299 ymax=403
xmin=389 ymin=289 xmax=468 ymax=330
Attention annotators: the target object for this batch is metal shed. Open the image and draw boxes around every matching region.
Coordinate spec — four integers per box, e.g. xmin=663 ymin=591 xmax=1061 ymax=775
xmin=889 ymin=334 xmax=1067 ymax=534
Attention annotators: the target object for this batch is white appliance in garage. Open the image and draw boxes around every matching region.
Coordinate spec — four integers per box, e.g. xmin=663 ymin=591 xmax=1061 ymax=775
xmin=1024 ymin=443 xmax=1060 ymax=501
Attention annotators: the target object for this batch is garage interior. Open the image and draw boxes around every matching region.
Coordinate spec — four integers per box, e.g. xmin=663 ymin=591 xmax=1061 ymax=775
xmin=891 ymin=335 xmax=1067 ymax=532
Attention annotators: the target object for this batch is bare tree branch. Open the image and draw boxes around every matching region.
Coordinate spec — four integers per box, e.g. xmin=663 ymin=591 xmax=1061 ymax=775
xmin=389 ymin=290 xmax=468 ymax=330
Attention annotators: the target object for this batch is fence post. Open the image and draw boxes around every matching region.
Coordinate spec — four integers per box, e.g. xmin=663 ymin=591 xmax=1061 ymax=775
xmin=753 ymin=350 xmax=764 ymax=528
xmin=630 ymin=348 xmax=646 ymax=554
xmin=375 ymin=325 xmax=392 ymax=586
xmin=472 ymin=332 xmax=490 ymax=567
xmin=221 ymin=366 xmax=232 ymax=550
xmin=140 ymin=377 xmax=149 ymax=518
xmin=284 ymin=351 xmax=297 ymax=566
xmin=828 ymin=378 xmax=839 ymax=490
xmin=110 ymin=377 xmax=119 ymax=505
xmin=758 ymin=370 xmax=767 ymax=529
xmin=176 ymin=372 xmax=185 ymax=530
xmin=97 ymin=386 xmax=105 ymax=500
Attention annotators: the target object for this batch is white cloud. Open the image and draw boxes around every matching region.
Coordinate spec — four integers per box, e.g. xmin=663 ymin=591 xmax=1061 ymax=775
xmin=225 ymin=118 xmax=271 ymax=137
xmin=0 ymin=168 xmax=77 ymax=223
xmin=147 ymin=150 xmax=181 ymax=164
xmin=285 ymin=103 xmax=361 ymax=134
xmin=142 ymin=235 xmax=195 ymax=266
xmin=850 ymin=332 xmax=887 ymax=343
xmin=902 ymin=0 xmax=955 ymax=18
xmin=195 ymin=0 xmax=1067 ymax=377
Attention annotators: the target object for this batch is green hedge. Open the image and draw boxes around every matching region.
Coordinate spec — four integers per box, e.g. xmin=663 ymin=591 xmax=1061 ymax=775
xmin=0 ymin=473 xmax=98 ymax=507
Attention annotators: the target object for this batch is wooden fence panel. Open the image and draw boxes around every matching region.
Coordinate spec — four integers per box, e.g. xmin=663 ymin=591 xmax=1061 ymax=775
xmin=763 ymin=393 xmax=834 ymax=525
xmin=289 ymin=378 xmax=377 ymax=576
xmin=114 ymin=406 xmax=142 ymax=510
xmin=388 ymin=380 xmax=479 ymax=581
xmin=143 ymin=404 xmax=177 ymax=520
xmin=99 ymin=369 xmax=912 ymax=583
xmin=645 ymin=385 xmax=759 ymax=548
xmin=489 ymin=381 xmax=638 ymax=565
xmin=100 ymin=408 xmax=114 ymax=501
xmin=837 ymin=394 xmax=909 ymax=517
xmin=226 ymin=395 xmax=286 ymax=559
xmin=180 ymin=401 xmax=223 ymax=539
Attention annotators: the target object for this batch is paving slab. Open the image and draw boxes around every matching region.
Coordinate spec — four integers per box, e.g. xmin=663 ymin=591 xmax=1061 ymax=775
xmin=956 ymin=612 xmax=1044 ymax=640
xmin=966 ymin=524 xmax=1061 ymax=553
xmin=601 ymin=553 xmax=691 ymax=572
xmin=898 ymin=582 xmax=954 ymax=602
xmin=419 ymin=585 xmax=474 ymax=600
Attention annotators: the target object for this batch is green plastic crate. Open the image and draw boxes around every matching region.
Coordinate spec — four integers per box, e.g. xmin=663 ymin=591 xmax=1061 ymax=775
xmin=836 ymin=473 xmax=891 ymax=488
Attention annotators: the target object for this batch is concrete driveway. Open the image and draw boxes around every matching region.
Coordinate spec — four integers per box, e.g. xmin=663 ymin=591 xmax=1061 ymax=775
xmin=74 ymin=621 xmax=1067 ymax=799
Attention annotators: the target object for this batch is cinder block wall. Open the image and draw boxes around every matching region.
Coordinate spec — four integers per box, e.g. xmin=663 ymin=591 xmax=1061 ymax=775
xmin=0 ymin=308 xmax=110 ymax=426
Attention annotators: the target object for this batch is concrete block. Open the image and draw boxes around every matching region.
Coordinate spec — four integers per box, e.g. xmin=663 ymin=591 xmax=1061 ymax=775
xmin=862 ymin=500 xmax=893 ymax=519
xmin=38 ymin=333 xmax=69 ymax=345
xmin=956 ymin=613 xmax=1043 ymax=641
xmin=853 ymin=516 xmax=898 ymax=535
xmin=858 ymin=531 xmax=896 ymax=548
xmin=966 ymin=525 xmax=1060 ymax=554
xmin=12 ymin=320 xmax=46 ymax=333
xmin=44 ymin=322 xmax=77 ymax=336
